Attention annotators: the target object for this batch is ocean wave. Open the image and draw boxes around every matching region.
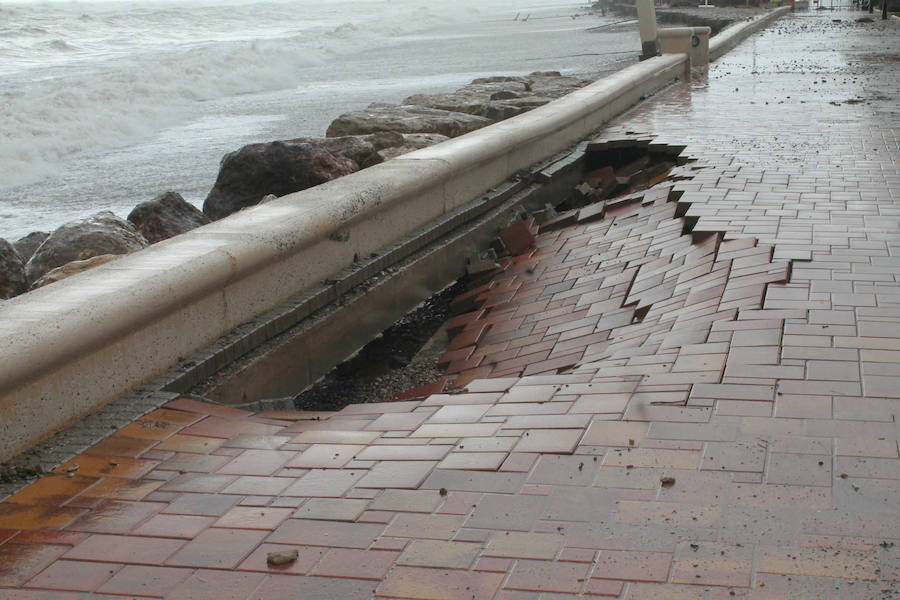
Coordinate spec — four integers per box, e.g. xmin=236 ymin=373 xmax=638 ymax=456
xmin=0 ymin=36 xmax=327 ymax=189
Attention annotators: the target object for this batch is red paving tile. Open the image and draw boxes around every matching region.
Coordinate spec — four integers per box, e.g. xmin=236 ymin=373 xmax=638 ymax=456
xmin=95 ymin=565 xmax=194 ymax=597
xmin=23 ymin=560 xmax=120 ymax=593
xmin=3 ymin=10 xmax=900 ymax=600
xmin=377 ymin=566 xmax=504 ymax=600
xmin=164 ymin=527 xmax=267 ymax=568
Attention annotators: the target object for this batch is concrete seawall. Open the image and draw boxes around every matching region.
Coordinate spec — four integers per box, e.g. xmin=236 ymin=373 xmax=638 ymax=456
xmin=0 ymin=7 xmax=791 ymax=462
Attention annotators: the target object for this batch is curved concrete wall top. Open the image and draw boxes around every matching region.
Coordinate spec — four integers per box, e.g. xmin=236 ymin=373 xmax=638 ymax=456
xmin=0 ymin=8 xmax=786 ymax=461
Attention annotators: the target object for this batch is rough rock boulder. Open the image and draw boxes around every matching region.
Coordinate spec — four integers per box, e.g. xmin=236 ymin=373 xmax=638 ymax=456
xmin=326 ymin=104 xmax=492 ymax=139
xmin=29 ymin=254 xmax=124 ymax=291
xmin=12 ymin=231 xmax=49 ymax=263
xmin=24 ymin=211 xmax=149 ymax=284
xmin=127 ymin=191 xmax=211 ymax=244
xmin=0 ymin=239 xmax=27 ymax=299
xmin=203 ymin=141 xmax=359 ymax=220
xmin=402 ymin=72 xmax=589 ymax=123
xmin=361 ymin=133 xmax=450 ymax=168
xmin=284 ymin=133 xmax=405 ymax=168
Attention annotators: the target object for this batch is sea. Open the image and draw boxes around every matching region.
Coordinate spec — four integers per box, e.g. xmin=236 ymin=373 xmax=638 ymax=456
xmin=0 ymin=0 xmax=640 ymax=240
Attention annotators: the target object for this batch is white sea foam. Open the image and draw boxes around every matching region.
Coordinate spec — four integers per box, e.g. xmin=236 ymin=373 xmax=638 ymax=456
xmin=0 ymin=0 xmax=545 ymax=189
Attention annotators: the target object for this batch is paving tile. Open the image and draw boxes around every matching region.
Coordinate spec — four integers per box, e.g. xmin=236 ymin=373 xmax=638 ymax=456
xmin=235 ymin=543 xmax=327 ymax=575
xmin=592 ymin=549 xmax=672 ymax=582
xmin=292 ymin=498 xmax=369 ymax=521
xmin=356 ymin=444 xmax=451 ymax=461
xmin=603 ymin=448 xmax=699 ymax=470
xmin=219 ymin=475 xmax=293 ymax=496
xmin=162 ymin=492 xmax=241 ymax=516
xmin=159 ymin=471 xmax=236 ymax=492
xmin=63 ymin=534 xmax=183 ymax=565
xmin=701 ymin=441 xmax=766 ymax=472
xmin=383 ymin=513 xmax=466 ymax=540
xmin=165 ymin=527 xmax=266 ymax=568
xmin=504 ymin=559 xmax=590 ymax=594
xmin=756 ymin=545 xmax=877 ymax=580
xmin=217 ymin=449 xmax=295 ymax=475
xmin=116 ymin=409 xmax=202 ymax=441
xmin=166 ymin=569 xmax=266 ymax=600
xmin=213 ymin=506 xmax=293 ymax=530
xmin=427 ymin=405 xmax=492 ymax=424
xmin=438 ymin=452 xmax=507 ymax=471
xmin=154 ymin=434 xmax=225 ymax=454
xmin=249 ymin=573 xmax=374 ymax=600
xmin=0 ymin=543 xmax=69 ymax=587
xmin=672 ymin=541 xmax=752 ymax=587
xmin=580 ymin=421 xmax=648 ymax=447
xmin=615 ymin=500 xmax=720 ymax=528
xmin=95 ymin=565 xmax=194 ymax=597
xmin=289 ymin=430 xmax=381 ymax=445
xmin=53 ymin=456 xmax=157 ymax=480
xmin=583 ymin=578 xmax=626 ymax=597
xmin=66 ymin=500 xmax=159 ymax=534
xmin=466 ymin=493 xmax=546 ymax=531
xmin=23 ymin=560 xmax=120 ymax=593
xmin=410 ymin=423 xmax=501 ymax=439
xmin=5 ymin=476 xmax=98 ymax=507
xmin=527 ymin=454 xmax=599 ymax=486
xmin=513 ymin=429 xmax=583 ymax=453
xmin=370 ymin=489 xmax=444 ymax=513
xmin=82 ymin=435 xmax=159 ymax=458
xmin=310 ymin=548 xmax=400 ymax=580
xmin=356 ymin=460 xmax=438 ymax=489
xmin=751 ymin=573 xmax=888 ymax=600
xmin=766 ymin=453 xmax=832 ymax=487
xmin=131 ymin=513 xmax=216 ymax=538
xmin=484 ymin=532 xmax=564 ymax=560
xmin=281 ymin=468 xmax=364 ymax=497
xmin=268 ymin=519 xmax=384 ymax=548
xmin=398 ymin=540 xmax=483 ymax=569
xmin=376 ymin=566 xmax=504 ymax=600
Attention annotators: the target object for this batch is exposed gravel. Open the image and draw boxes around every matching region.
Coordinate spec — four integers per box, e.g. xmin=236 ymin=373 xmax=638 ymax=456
xmin=292 ymin=282 xmax=463 ymax=411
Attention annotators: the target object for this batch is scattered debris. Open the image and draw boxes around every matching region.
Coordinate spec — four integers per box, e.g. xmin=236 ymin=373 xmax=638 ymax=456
xmin=266 ymin=549 xmax=299 ymax=566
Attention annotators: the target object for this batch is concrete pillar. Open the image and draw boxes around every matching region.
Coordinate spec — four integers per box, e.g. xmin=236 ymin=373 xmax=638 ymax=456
xmin=657 ymin=27 xmax=693 ymax=75
xmin=636 ymin=0 xmax=659 ymax=60
xmin=658 ymin=27 xmax=693 ymax=55
xmin=691 ymin=26 xmax=711 ymax=67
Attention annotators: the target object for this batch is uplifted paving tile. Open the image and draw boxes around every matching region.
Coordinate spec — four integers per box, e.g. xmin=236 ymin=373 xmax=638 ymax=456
xmin=356 ymin=461 xmax=438 ymax=489
xmin=438 ymin=452 xmax=507 ymax=471
xmin=514 ymin=429 xmax=583 ymax=453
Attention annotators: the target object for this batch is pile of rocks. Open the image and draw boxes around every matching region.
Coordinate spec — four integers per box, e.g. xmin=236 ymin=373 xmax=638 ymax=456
xmin=1 ymin=72 xmax=589 ymax=300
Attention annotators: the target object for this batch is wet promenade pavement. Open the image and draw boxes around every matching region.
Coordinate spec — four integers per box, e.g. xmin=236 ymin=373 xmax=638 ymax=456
xmin=1 ymin=9 xmax=899 ymax=600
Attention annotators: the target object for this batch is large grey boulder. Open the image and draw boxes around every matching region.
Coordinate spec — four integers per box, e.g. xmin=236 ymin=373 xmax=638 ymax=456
xmin=29 ymin=254 xmax=123 ymax=291
xmin=326 ymin=104 xmax=492 ymax=138
xmin=0 ymin=239 xmax=27 ymax=299
xmin=527 ymin=71 xmax=591 ymax=98
xmin=361 ymin=133 xmax=450 ymax=168
xmin=203 ymin=141 xmax=359 ymax=221
xmin=25 ymin=211 xmax=149 ymax=284
xmin=12 ymin=231 xmax=49 ymax=263
xmin=127 ymin=192 xmax=211 ymax=244
xmin=403 ymin=80 xmax=532 ymax=118
xmin=401 ymin=72 xmax=589 ymax=123
xmin=284 ymin=133 xmax=405 ymax=168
